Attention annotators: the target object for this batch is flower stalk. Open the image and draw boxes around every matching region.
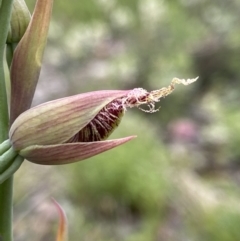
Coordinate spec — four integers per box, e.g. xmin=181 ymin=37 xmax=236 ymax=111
xmin=0 ymin=0 xmax=13 ymax=139
xmin=0 ymin=0 xmax=15 ymax=239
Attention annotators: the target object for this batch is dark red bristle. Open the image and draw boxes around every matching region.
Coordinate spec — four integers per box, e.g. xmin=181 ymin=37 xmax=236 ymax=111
xmin=68 ymin=99 xmax=124 ymax=143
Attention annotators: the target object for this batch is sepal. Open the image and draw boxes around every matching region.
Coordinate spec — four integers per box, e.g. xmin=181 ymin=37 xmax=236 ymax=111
xmin=20 ymin=136 xmax=135 ymax=165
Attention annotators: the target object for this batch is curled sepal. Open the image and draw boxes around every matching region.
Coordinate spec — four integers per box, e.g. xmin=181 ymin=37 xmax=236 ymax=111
xmin=20 ymin=136 xmax=135 ymax=165
xmin=0 ymin=147 xmax=18 ymax=173
xmin=0 ymin=155 xmax=24 ymax=184
xmin=0 ymin=140 xmax=12 ymax=155
xmin=9 ymin=90 xmax=130 ymax=151
xmin=10 ymin=0 xmax=54 ymax=123
xmin=52 ymin=199 xmax=68 ymax=241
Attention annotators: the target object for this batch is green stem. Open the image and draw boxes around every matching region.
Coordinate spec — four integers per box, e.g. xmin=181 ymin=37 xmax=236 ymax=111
xmin=0 ymin=176 xmax=13 ymax=241
xmin=0 ymin=0 xmax=13 ymax=138
xmin=0 ymin=0 xmax=14 ymax=241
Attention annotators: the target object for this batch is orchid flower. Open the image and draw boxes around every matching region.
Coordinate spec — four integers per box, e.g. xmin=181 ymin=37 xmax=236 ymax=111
xmin=8 ymin=77 xmax=197 ymax=165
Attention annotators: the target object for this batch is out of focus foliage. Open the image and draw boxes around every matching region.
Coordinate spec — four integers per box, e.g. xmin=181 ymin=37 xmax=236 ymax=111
xmin=13 ymin=0 xmax=240 ymax=240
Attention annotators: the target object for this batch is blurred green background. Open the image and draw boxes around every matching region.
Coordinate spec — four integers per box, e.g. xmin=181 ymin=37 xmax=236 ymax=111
xmin=13 ymin=0 xmax=240 ymax=240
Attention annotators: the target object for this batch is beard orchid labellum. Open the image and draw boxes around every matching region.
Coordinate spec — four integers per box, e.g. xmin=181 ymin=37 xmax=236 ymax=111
xmin=9 ymin=77 xmax=198 ymax=165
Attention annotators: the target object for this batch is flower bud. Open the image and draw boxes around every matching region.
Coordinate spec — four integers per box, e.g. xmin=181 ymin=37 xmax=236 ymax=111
xmin=10 ymin=0 xmax=54 ymax=124
xmin=7 ymin=0 xmax=31 ymax=44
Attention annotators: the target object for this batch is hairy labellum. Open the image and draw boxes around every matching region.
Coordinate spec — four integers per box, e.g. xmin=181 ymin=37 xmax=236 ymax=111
xmin=66 ymin=77 xmax=198 ymax=143
xmin=69 ymin=99 xmax=124 ymax=142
